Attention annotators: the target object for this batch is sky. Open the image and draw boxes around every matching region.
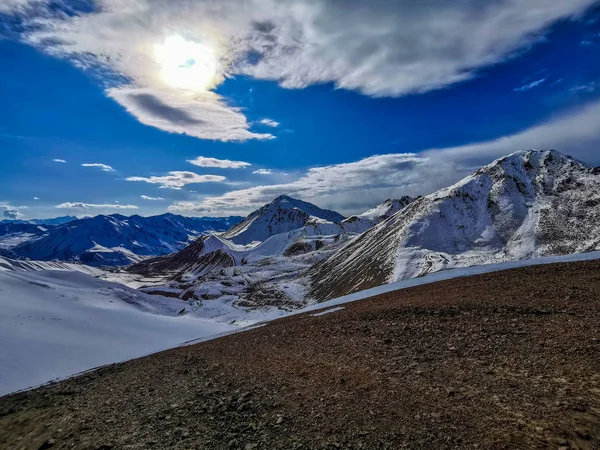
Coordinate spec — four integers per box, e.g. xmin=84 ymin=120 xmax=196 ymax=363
xmin=1 ymin=0 xmax=600 ymax=220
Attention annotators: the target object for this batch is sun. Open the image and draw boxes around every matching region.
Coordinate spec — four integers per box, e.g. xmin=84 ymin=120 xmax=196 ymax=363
xmin=154 ymin=35 xmax=217 ymax=92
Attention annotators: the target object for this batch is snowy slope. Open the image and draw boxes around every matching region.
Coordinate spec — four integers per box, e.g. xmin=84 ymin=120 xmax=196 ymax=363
xmin=12 ymin=213 xmax=243 ymax=267
xmin=311 ymin=150 xmax=600 ymax=300
xmin=0 ymin=256 xmax=103 ymax=276
xmin=0 ymin=268 xmax=236 ymax=395
xmin=341 ymin=197 xmax=415 ymax=233
xmin=221 ymin=195 xmax=345 ymax=245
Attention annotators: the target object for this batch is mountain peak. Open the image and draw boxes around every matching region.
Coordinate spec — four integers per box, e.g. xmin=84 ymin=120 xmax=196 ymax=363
xmin=222 ymin=195 xmax=345 ymax=245
xmin=272 ymin=194 xmax=294 ymax=203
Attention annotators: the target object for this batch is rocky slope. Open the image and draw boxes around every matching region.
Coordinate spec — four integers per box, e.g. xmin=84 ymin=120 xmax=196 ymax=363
xmin=311 ymin=149 xmax=600 ymax=300
xmin=12 ymin=213 xmax=243 ymax=267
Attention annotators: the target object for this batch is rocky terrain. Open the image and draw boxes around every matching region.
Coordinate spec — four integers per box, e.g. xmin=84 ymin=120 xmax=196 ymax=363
xmin=2 ymin=259 xmax=599 ymax=449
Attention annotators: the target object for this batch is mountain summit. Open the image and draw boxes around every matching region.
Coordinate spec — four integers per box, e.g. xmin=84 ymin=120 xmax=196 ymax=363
xmin=221 ymin=195 xmax=345 ymax=245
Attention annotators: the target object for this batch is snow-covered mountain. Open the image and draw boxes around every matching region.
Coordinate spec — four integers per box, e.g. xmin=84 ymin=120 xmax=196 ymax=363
xmin=221 ymin=195 xmax=345 ymax=245
xmin=12 ymin=213 xmax=243 ymax=267
xmin=341 ymin=197 xmax=415 ymax=233
xmin=310 ymin=150 xmax=600 ymax=300
xmin=0 ymin=221 xmax=53 ymax=250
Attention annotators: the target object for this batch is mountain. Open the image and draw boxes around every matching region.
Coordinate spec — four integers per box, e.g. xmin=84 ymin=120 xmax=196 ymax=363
xmin=341 ymin=197 xmax=415 ymax=233
xmin=221 ymin=195 xmax=345 ymax=245
xmin=0 ymin=222 xmax=53 ymax=250
xmin=310 ymin=149 xmax=600 ymax=300
xmin=1 ymin=216 xmax=78 ymax=226
xmin=12 ymin=213 xmax=243 ymax=267
xmin=29 ymin=216 xmax=78 ymax=226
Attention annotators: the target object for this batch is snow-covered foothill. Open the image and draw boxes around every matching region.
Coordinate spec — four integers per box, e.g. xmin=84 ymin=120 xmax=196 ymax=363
xmin=0 ymin=268 xmax=236 ymax=396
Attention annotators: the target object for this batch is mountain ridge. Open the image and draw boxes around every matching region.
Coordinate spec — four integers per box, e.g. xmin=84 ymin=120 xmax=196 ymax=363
xmin=310 ymin=149 xmax=600 ymax=300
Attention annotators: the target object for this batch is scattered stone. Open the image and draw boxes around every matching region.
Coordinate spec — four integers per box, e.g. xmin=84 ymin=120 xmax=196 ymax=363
xmin=38 ymin=439 xmax=55 ymax=450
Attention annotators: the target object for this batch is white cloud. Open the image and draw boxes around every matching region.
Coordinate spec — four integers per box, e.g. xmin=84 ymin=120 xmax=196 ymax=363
xmin=0 ymin=203 xmax=28 ymax=220
xmin=170 ymin=98 xmax=600 ymax=215
xmin=259 ymin=118 xmax=279 ymax=128
xmin=141 ymin=195 xmax=164 ymax=201
xmin=82 ymin=163 xmax=114 ymax=172
xmin=253 ymin=169 xmax=273 ymax=175
xmin=107 ymin=87 xmax=273 ymax=142
xmin=126 ymin=171 xmax=226 ymax=190
xmin=13 ymin=0 xmax=596 ymax=141
xmin=514 ymin=77 xmax=547 ymax=92
xmin=33 ymin=197 xmax=39 ymax=200
xmin=187 ymin=156 xmax=251 ymax=169
xmin=52 ymin=158 xmax=67 ymax=163
xmin=56 ymin=202 xmax=138 ymax=209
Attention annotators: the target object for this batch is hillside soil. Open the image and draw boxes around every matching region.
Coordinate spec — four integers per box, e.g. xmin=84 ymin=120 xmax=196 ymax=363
xmin=2 ymin=259 xmax=600 ymax=449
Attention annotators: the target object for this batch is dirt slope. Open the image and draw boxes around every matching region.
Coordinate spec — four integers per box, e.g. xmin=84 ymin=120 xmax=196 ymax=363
xmin=2 ymin=260 xmax=600 ymax=449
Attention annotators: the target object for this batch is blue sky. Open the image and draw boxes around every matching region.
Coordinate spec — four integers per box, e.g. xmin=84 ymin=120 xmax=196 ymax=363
xmin=1 ymin=0 xmax=600 ymax=219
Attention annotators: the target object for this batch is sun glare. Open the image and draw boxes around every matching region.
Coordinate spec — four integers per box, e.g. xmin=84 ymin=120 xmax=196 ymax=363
xmin=154 ymin=35 xmax=217 ymax=92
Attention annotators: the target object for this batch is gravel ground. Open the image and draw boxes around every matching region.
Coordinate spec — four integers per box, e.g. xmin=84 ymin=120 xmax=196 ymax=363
xmin=2 ymin=260 xmax=600 ymax=449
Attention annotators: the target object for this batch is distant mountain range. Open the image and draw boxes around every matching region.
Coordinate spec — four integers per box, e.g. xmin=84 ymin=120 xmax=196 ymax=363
xmin=7 ymin=213 xmax=243 ymax=266
xmin=128 ymin=149 xmax=600 ymax=309
xmin=1 ymin=216 xmax=78 ymax=226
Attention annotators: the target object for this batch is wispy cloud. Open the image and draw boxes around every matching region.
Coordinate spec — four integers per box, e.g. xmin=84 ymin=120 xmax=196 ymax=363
xmin=259 ymin=118 xmax=279 ymax=128
xmin=126 ymin=171 xmax=226 ymax=190
xmin=82 ymin=163 xmax=114 ymax=172
xmin=9 ymin=0 xmax=596 ymax=142
xmin=141 ymin=195 xmax=164 ymax=201
xmin=56 ymin=202 xmax=138 ymax=209
xmin=187 ymin=156 xmax=251 ymax=169
xmin=0 ymin=0 xmax=45 ymax=13
xmin=52 ymin=158 xmax=67 ymax=163
xmin=514 ymin=77 xmax=547 ymax=92
xmin=253 ymin=168 xmax=273 ymax=175
xmin=33 ymin=197 xmax=39 ymax=200
xmin=569 ymin=81 xmax=599 ymax=93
